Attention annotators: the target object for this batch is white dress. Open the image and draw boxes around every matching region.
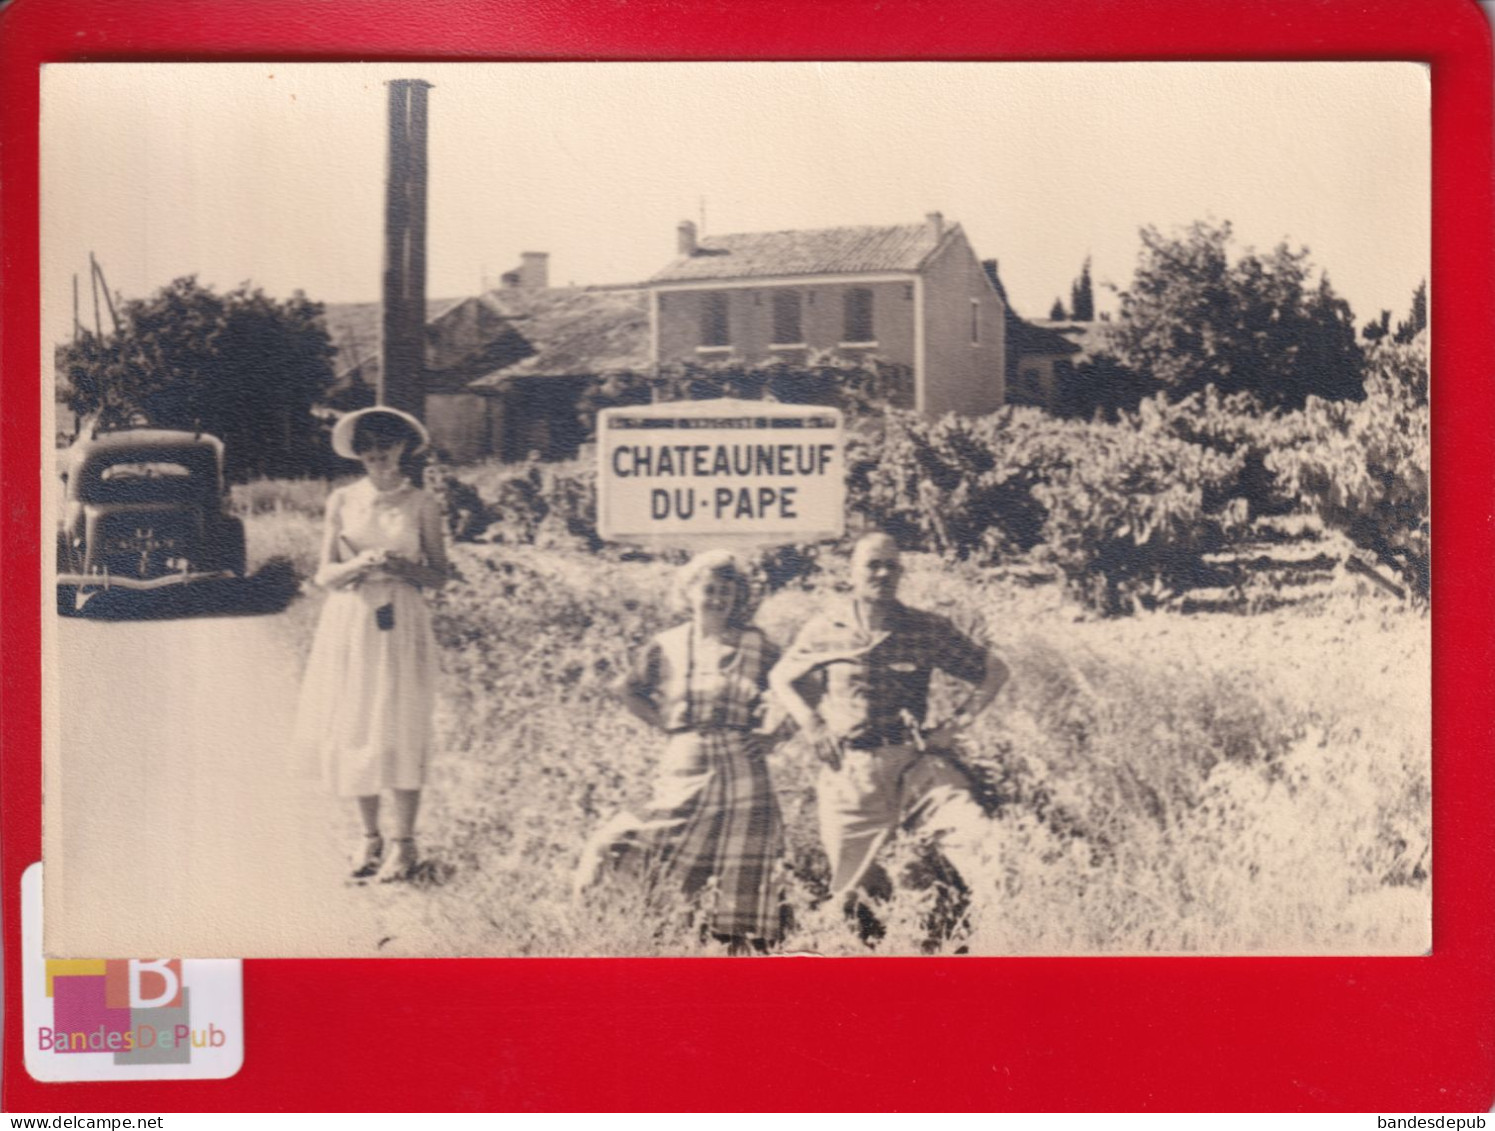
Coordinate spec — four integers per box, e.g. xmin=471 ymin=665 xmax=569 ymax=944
xmin=294 ymin=477 xmax=440 ymax=797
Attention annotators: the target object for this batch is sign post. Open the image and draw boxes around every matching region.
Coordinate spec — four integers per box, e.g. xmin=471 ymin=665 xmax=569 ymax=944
xmin=597 ymin=399 xmax=845 ymax=548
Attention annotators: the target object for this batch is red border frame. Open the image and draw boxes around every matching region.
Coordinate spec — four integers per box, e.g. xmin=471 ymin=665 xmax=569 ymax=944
xmin=3 ymin=0 xmax=1491 ymax=1112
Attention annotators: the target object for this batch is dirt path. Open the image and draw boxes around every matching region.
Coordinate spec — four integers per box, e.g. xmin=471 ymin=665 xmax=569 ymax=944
xmin=46 ymin=608 xmax=442 ymax=957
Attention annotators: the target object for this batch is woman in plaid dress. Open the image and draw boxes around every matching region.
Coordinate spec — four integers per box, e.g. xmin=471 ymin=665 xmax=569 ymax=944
xmin=577 ymin=551 xmax=785 ymax=951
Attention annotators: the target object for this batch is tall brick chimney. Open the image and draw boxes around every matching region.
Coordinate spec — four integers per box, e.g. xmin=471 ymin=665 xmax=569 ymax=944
xmin=926 ymin=211 xmax=945 ymax=240
xmin=379 ymin=79 xmax=433 ymax=419
xmin=677 ymin=220 xmax=698 ymax=257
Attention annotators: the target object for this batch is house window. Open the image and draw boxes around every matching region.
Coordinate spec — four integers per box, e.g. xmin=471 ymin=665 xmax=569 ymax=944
xmin=700 ymin=293 xmax=729 ymax=347
xmin=971 ymin=299 xmax=981 ymax=343
xmin=772 ymin=291 xmax=803 ymax=344
xmin=843 ymin=287 xmax=875 ymax=343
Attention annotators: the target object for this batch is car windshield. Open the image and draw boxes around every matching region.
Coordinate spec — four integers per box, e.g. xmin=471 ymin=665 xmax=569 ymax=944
xmin=77 ymin=449 xmax=219 ymax=504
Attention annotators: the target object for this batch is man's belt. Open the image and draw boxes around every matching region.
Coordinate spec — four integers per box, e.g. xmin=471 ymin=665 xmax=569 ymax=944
xmin=843 ymin=729 xmax=913 ymax=751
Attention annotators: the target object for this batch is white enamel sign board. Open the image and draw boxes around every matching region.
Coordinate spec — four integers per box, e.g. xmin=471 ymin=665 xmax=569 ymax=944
xmin=597 ymin=399 xmax=845 ymax=546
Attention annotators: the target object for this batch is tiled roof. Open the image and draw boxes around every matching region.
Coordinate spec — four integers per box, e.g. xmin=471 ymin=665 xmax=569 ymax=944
xmin=1009 ymin=318 xmax=1084 ymax=356
xmin=461 ymin=287 xmax=650 ymax=385
xmin=320 ymin=288 xmax=650 ymax=392
xmin=650 ymin=223 xmax=950 ymax=283
xmin=1023 ymin=318 xmax=1114 ymax=362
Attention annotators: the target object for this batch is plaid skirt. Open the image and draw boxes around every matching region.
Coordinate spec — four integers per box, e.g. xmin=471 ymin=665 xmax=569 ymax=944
xmin=582 ymin=728 xmax=784 ymax=942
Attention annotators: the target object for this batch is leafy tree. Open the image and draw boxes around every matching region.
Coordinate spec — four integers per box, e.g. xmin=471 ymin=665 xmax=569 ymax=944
xmin=1298 ymin=273 xmax=1364 ymax=401
xmin=58 ymin=277 xmax=337 ymax=479
xmin=1363 ymin=309 xmax=1392 ymax=342
xmin=1393 ymin=279 xmax=1427 ymax=344
xmin=1049 ymin=297 xmax=1068 ymax=321
xmin=1106 ymin=220 xmax=1364 ymax=407
xmin=1069 ymin=257 xmax=1095 ymax=322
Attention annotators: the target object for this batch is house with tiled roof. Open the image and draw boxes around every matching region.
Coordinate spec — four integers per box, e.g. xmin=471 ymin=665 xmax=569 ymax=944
xmin=322 ymin=262 xmax=650 ymax=462
xmin=979 ymin=259 xmax=1123 ymax=416
xmin=436 ymin=285 xmax=648 ymax=461
xmin=648 ymin=213 xmax=1007 ymax=416
xmin=319 ymin=217 xmax=1015 ymax=462
xmin=1006 ymin=317 xmax=1084 ymax=409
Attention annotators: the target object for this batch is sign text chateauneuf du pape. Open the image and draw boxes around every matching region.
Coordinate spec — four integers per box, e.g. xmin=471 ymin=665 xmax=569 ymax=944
xmin=597 ymin=400 xmax=845 ymax=546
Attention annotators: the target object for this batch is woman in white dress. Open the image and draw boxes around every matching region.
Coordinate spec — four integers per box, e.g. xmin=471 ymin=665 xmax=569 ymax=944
xmin=294 ymin=407 xmax=450 ymax=882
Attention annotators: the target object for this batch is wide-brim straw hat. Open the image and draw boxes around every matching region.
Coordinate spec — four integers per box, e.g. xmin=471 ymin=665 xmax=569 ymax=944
xmin=330 ymin=406 xmax=431 ymax=460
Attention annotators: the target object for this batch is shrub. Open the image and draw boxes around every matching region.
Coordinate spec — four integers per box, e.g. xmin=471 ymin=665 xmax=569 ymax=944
xmin=847 ymin=407 xmax=1081 ymax=559
xmin=1133 ymin=387 xmax=1309 ymax=518
xmin=745 ymin=543 xmax=823 ymax=593
xmin=431 ymin=457 xmax=604 ymax=551
xmin=1265 ymin=336 xmax=1429 ymax=599
xmin=1033 ymin=418 xmax=1247 ymax=615
xmin=424 ymin=461 xmax=500 ymax=543
xmin=847 ymin=406 xmax=1250 ymax=614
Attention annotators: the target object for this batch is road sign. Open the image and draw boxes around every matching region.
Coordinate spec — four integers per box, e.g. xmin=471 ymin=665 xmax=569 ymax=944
xmin=597 ymin=399 xmax=845 ymax=546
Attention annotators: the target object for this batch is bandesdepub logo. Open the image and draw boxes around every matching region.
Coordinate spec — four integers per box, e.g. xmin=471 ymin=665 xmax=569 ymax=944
xmin=38 ymin=958 xmax=225 ymax=1064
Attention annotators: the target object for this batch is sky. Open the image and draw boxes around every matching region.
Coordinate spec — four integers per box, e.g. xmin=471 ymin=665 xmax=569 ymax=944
xmin=41 ymin=62 xmax=1429 ymax=359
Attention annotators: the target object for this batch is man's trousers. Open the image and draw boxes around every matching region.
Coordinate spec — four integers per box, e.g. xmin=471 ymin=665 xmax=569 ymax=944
xmin=817 ymin=742 xmax=992 ymax=898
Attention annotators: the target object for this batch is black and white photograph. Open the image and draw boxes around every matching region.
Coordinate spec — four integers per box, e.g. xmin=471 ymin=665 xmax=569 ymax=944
xmin=42 ymin=62 xmax=1430 ymax=958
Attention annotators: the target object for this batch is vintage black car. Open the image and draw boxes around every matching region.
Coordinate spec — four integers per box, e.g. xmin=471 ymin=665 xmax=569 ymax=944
xmin=57 ymin=428 xmax=246 ymax=612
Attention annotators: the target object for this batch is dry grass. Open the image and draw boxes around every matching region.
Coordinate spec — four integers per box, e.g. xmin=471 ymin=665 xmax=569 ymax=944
xmin=244 ymin=483 xmax=1430 ymax=957
xmin=233 ymin=479 xmax=334 ymax=652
